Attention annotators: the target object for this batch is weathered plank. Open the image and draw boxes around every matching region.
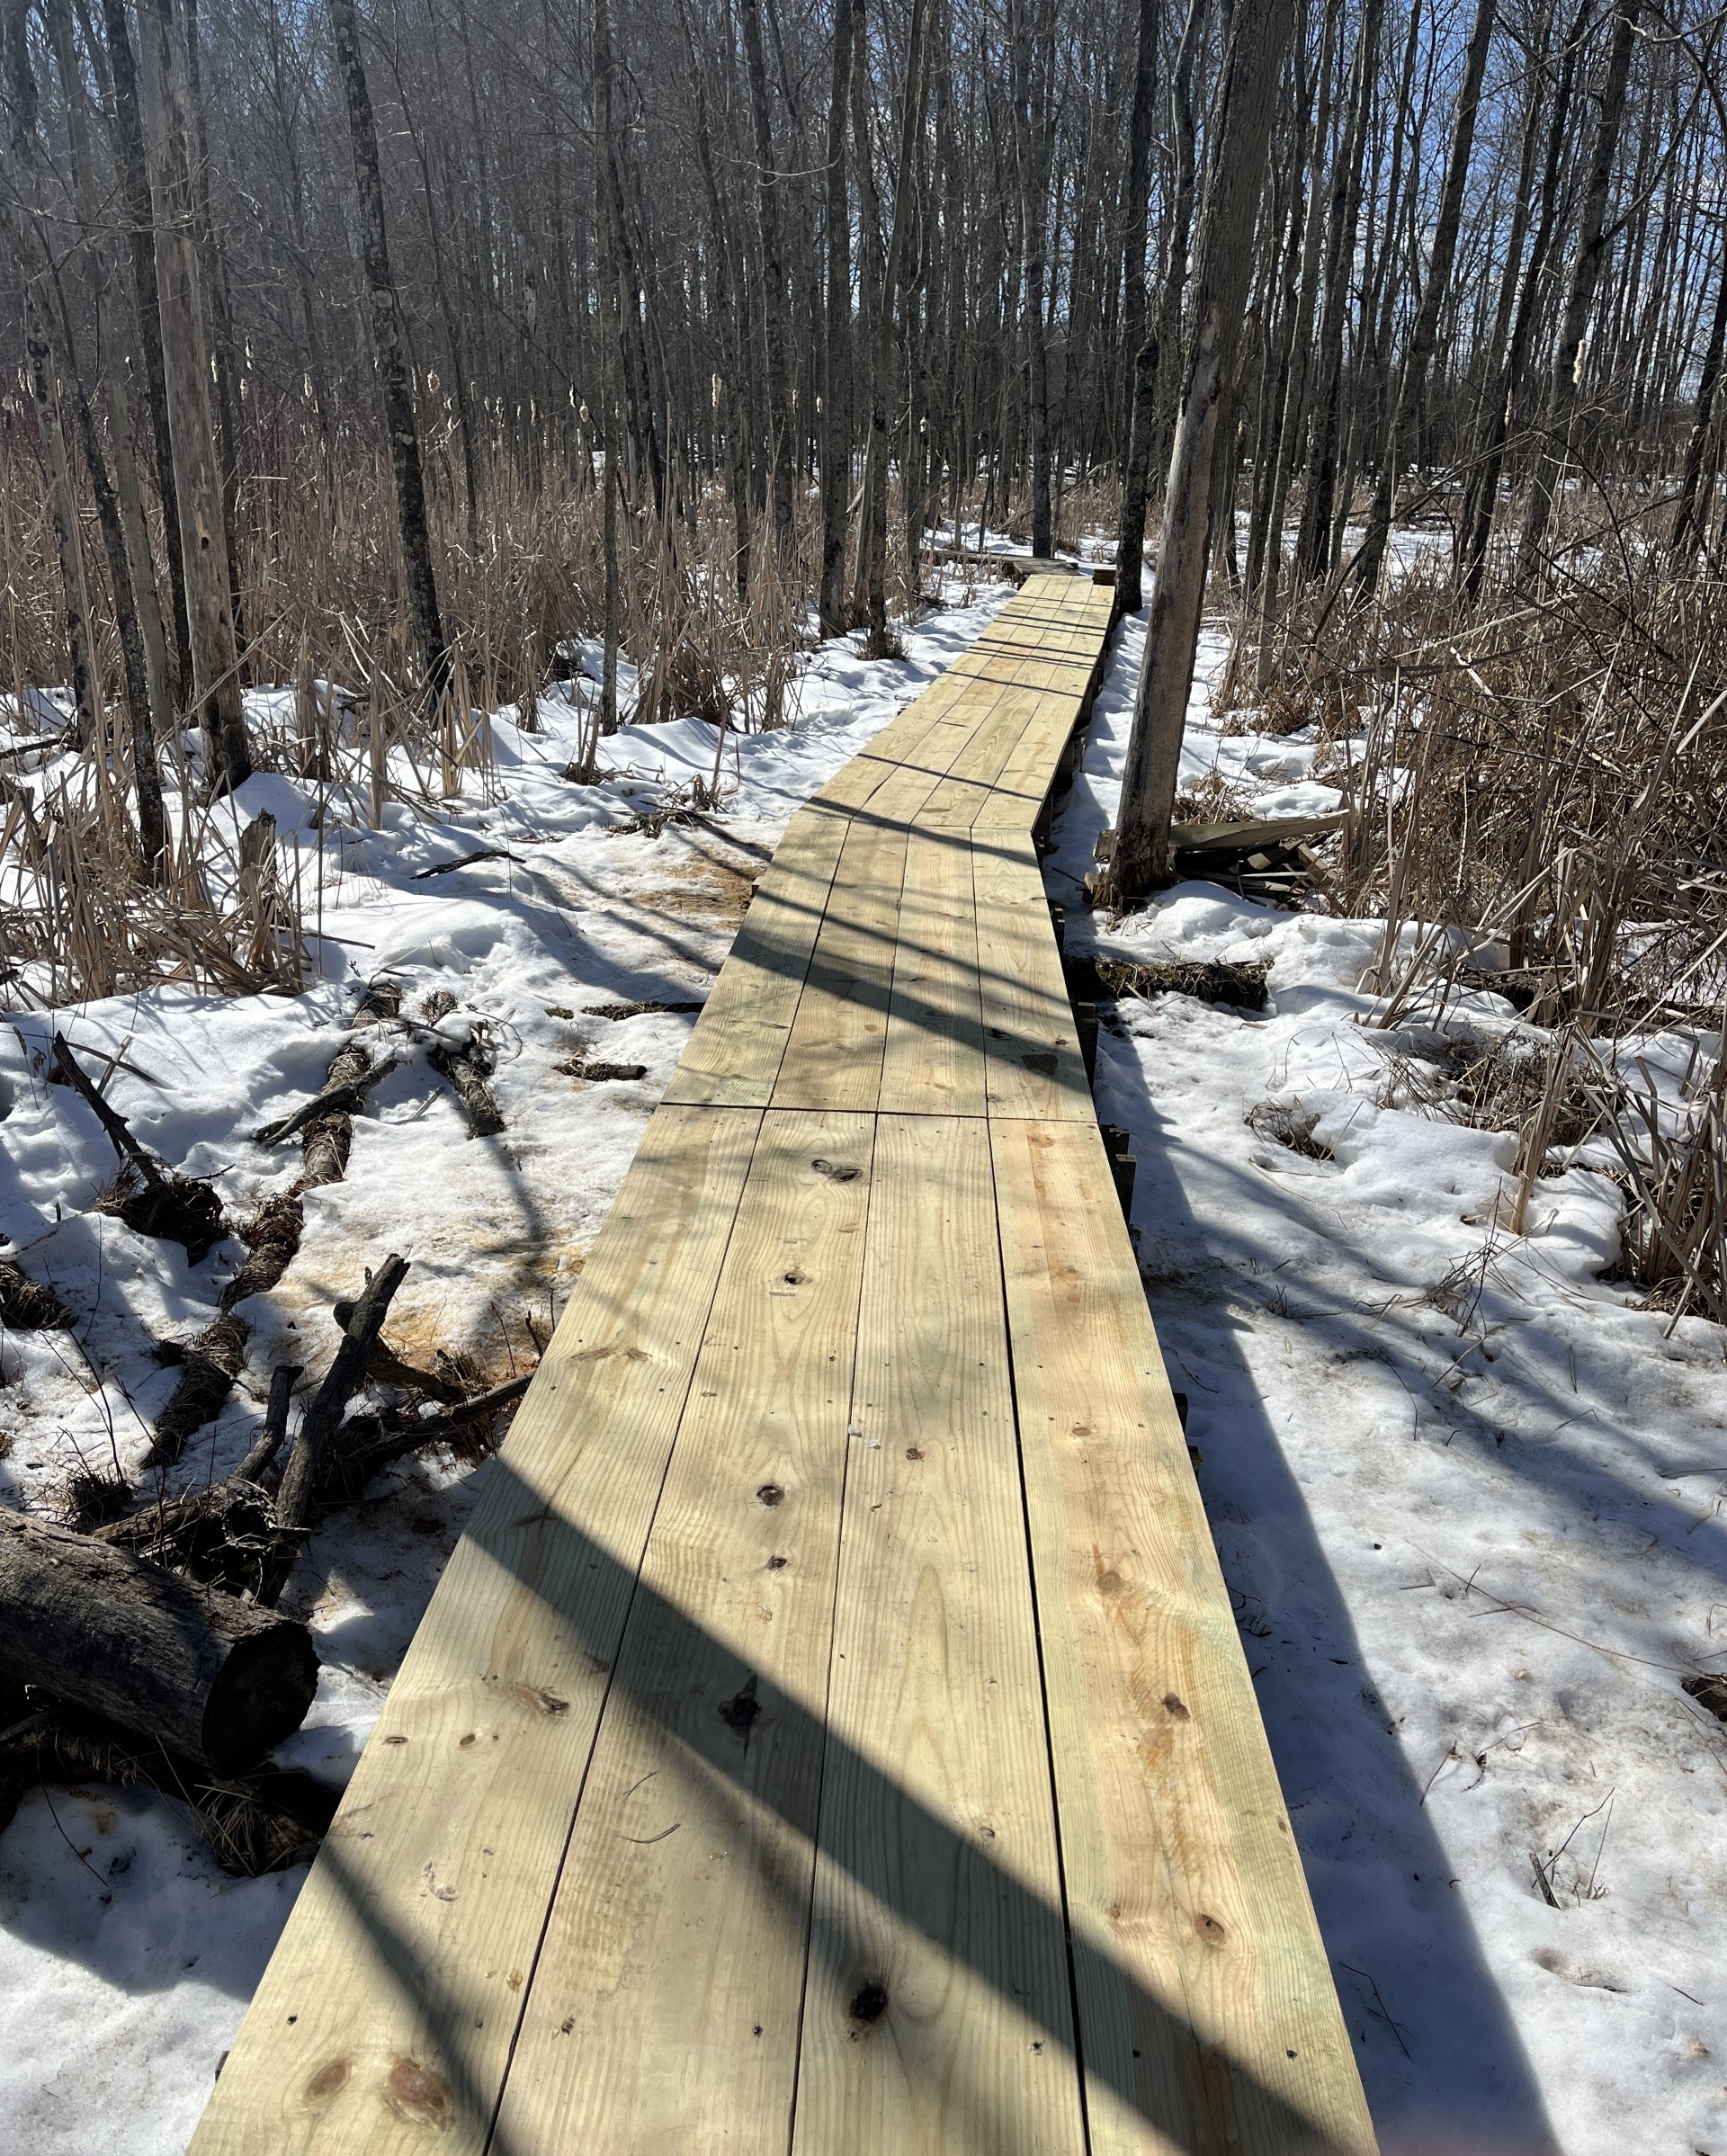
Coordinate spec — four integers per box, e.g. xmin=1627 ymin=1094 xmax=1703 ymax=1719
xmin=788 ymin=1113 xmax=1086 ymax=2156
xmin=991 ymin=1117 xmax=1379 ymax=2156
xmin=492 ymin=1111 xmax=876 ymax=2152
xmin=187 ymin=1106 xmax=765 ymax=2156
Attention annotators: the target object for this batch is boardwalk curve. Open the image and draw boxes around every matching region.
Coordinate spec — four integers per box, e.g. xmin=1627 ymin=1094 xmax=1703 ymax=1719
xmin=191 ymin=576 xmax=1377 ymax=2156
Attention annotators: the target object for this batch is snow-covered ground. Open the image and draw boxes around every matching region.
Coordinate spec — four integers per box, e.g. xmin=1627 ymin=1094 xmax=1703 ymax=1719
xmin=1051 ymin=611 xmax=1727 ymax=2156
xmin=3 ymin=576 xmax=1723 ymax=2154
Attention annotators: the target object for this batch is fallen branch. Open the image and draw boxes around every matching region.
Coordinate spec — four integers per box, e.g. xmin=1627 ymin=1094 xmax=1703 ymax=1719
xmin=146 ymin=1312 xmax=249 ymax=1469
xmin=412 ymin=845 xmax=526 ymax=879
xmin=274 ymin=1255 xmax=411 ymax=1535
xmin=253 ymin=1052 xmax=396 ymax=1148
xmin=428 ymin=1039 xmax=505 ymax=1137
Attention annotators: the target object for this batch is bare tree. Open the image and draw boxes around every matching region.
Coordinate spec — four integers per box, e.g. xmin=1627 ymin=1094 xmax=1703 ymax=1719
xmin=1109 ymin=0 xmax=1299 ymax=897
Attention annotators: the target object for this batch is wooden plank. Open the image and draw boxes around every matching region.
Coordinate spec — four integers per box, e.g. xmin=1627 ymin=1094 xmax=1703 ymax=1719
xmin=187 ymin=1105 xmax=765 ymax=2156
xmin=990 ymin=1117 xmax=1378 ymax=2156
xmin=665 ymin=807 xmax=851 ymax=1106
xmin=771 ymin=817 xmax=911 ymax=1113
xmin=492 ymin=1110 xmax=877 ymax=2153
xmin=788 ymin=1113 xmax=1087 ymax=2156
xmin=971 ymin=830 xmax=1091 ymax=1120
xmin=879 ymin=825 xmax=988 ymax=1116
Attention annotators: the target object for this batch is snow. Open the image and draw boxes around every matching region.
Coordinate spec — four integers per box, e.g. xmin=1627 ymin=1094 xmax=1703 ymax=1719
xmin=0 ymin=580 xmax=1015 ymax=2154
xmin=4 ymin=574 xmax=1724 ymax=2155
xmin=1051 ymin=605 xmax=1727 ymax=2156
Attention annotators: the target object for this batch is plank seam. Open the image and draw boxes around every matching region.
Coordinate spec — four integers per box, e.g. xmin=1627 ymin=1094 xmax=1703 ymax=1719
xmin=479 ymin=1108 xmax=775 ymax=2156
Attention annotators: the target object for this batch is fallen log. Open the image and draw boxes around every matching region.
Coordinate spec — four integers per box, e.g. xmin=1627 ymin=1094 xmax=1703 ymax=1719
xmin=145 ymin=1311 xmax=249 ymax=1468
xmin=428 ymin=1038 xmax=505 ymax=1137
xmin=0 ymin=1508 xmax=318 ymax=1774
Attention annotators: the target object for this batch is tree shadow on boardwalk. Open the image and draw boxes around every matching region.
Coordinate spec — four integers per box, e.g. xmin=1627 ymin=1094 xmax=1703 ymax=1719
xmin=1096 ymin=1034 xmax=1562 ymax=2156
xmin=306 ymin=1453 xmax=1379 ymax=2156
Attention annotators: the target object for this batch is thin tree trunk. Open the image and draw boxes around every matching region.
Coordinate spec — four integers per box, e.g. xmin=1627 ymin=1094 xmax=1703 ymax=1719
xmin=1670 ymin=244 xmax=1727 ymax=564
xmin=1112 ymin=0 xmax=1298 ymax=897
xmin=1295 ymin=0 xmax=1385 ymax=581
xmin=100 ymin=0 xmax=192 ymax=710
xmin=1357 ymin=0 xmax=1494 ymax=591
xmin=137 ymin=0 xmax=251 ymax=790
xmin=865 ymin=0 xmax=932 ymax=653
xmin=1516 ymin=0 xmax=1640 ymax=579
xmin=595 ymin=0 xmax=621 ymax=733
xmin=819 ymin=0 xmax=856 ymax=631
xmin=1110 ymin=0 xmax=1161 ymax=620
xmin=45 ymin=0 xmax=173 ymax=749
xmin=740 ymin=0 xmax=794 ymax=553
xmin=1255 ymin=0 xmax=1339 ymax=685
xmin=325 ymin=0 xmax=449 ymax=702
xmin=1007 ymin=0 xmax=1052 ymax=557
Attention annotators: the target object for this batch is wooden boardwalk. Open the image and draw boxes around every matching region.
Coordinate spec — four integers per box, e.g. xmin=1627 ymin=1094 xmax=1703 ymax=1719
xmin=191 ymin=577 xmax=1376 ymax=2156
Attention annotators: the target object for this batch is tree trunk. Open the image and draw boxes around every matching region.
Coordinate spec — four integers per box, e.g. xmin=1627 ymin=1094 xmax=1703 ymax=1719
xmin=136 ymin=0 xmax=251 ymax=790
xmin=1357 ymin=0 xmax=1494 ymax=592
xmin=1670 ymin=244 xmax=1727 ymax=565
xmin=1254 ymin=0 xmax=1339 ymax=684
xmin=325 ymin=0 xmax=449 ymax=700
xmin=819 ymin=0 xmax=857 ymax=632
xmin=1294 ymin=0 xmax=1384 ymax=581
xmin=1110 ymin=0 xmax=1160 ymax=620
xmin=740 ymin=0 xmax=794 ymax=554
xmin=1149 ymin=0 xmax=1205 ymax=498
xmin=1111 ymin=0 xmax=1298 ymax=897
xmin=1007 ymin=0 xmax=1052 ymax=557
xmin=865 ymin=0 xmax=932 ymax=653
xmin=100 ymin=0 xmax=194 ymax=710
xmin=595 ymin=0 xmax=622 ymax=732
xmin=1516 ymin=0 xmax=1640 ymax=579
xmin=0 ymin=1507 xmax=318 ymax=1775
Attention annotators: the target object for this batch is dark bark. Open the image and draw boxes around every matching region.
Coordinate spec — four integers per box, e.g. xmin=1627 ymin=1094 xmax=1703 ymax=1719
xmin=325 ymin=0 xmax=449 ymax=698
xmin=274 ymin=1253 xmax=411 ymax=1534
xmin=1110 ymin=0 xmax=1161 ymax=620
xmin=819 ymin=0 xmax=857 ymax=631
xmin=1357 ymin=0 xmax=1494 ymax=592
xmin=1112 ymin=0 xmax=1299 ymax=896
xmin=136 ymin=0 xmax=252 ymax=789
xmin=740 ymin=0 xmax=794 ymax=552
xmin=0 ymin=1507 xmax=318 ymax=1774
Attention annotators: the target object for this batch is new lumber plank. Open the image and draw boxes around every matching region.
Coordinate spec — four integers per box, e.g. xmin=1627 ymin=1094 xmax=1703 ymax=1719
xmin=971 ymin=829 xmax=1091 ymax=1120
xmin=991 ymin=1116 xmax=1378 ymax=2156
xmin=665 ymin=807 xmax=850 ymax=1106
xmin=788 ymin=1113 xmax=1087 ymax=2156
xmin=770 ymin=816 xmax=913 ymax=1112
xmin=186 ymin=1106 xmax=765 ymax=2156
xmin=879 ymin=825 xmax=988 ymax=1116
xmin=492 ymin=1111 xmax=876 ymax=2152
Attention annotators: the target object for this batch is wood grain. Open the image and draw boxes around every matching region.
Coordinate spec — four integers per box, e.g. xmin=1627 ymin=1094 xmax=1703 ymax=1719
xmin=788 ymin=1114 xmax=1086 ymax=2156
xmin=187 ymin=1107 xmax=765 ymax=2156
xmin=991 ymin=1116 xmax=1378 ymax=2156
xmin=493 ymin=1111 xmax=876 ymax=2153
xmin=665 ymin=807 xmax=850 ymax=1106
xmin=971 ymin=829 xmax=1091 ymax=1120
xmin=771 ymin=817 xmax=911 ymax=1112
xmin=879 ymin=826 xmax=987 ymax=1116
